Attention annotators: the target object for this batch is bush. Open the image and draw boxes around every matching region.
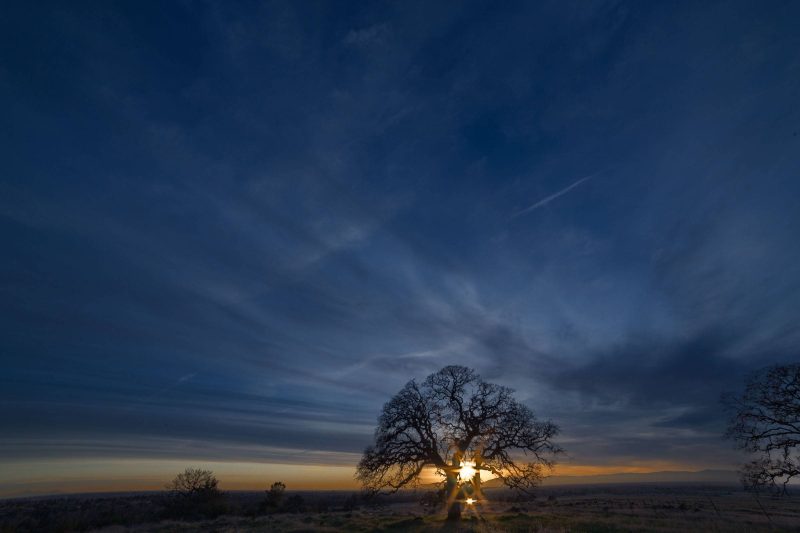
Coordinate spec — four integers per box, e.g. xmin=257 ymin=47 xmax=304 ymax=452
xmin=262 ymin=481 xmax=286 ymax=513
xmin=163 ymin=468 xmax=228 ymax=519
xmin=167 ymin=468 xmax=219 ymax=496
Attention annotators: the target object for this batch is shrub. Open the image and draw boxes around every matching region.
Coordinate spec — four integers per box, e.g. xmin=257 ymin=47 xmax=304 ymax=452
xmin=163 ymin=468 xmax=228 ymax=519
xmin=262 ymin=481 xmax=286 ymax=513
xmin=167 ymin=468 xmax=219 ymax=496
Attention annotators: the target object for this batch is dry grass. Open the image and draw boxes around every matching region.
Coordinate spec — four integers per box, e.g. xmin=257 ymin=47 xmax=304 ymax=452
xmin=4 ymin=485 xmax=800 ymax=532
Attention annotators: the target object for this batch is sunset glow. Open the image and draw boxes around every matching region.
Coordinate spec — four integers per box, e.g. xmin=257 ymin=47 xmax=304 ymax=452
xmin=0 ymin=455 xmax=718 ymax=498
xmin=458 ymin=461 xmax=477 ymax=481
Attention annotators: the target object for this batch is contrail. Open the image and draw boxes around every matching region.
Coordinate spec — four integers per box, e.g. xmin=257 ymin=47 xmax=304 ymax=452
xmin=512 ymin=172 xmax=598 ymax=218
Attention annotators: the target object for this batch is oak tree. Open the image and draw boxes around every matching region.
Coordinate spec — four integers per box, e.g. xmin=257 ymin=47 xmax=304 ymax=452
xmin=726 ymin=364 xmax=800 ymax=494
xmin=357 ymin=365 xmax=562 ymax=518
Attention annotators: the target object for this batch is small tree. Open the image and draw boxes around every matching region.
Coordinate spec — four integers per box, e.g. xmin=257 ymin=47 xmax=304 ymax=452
xmin=725 ymin=364 xmax=800 ymax=494
xmin=167 ymin=468 xmax=220 ymax=497
xmin=264 ymin=481 xmax=286 ymax=511
xmin=164 ymin=468 xmax=226 ymax=518
xmin=357 ymin=365 xmax=562 ymax=519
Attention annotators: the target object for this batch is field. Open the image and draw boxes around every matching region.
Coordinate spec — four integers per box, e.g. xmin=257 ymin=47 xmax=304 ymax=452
xmin=2 ymin=484 xmax=800 ymax=532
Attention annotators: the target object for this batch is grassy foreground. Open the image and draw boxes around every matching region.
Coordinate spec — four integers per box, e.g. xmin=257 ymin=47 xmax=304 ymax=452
xmin=4 ymin=485 xmax=800 ymax=532
xmin=98 ymin=485 xmax=800 ymax=532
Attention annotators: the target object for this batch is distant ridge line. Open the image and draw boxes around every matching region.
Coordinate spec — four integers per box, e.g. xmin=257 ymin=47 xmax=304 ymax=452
xmin=539 ymin=469 xmax=738 ymax=486
xmin=481 ymin=469 xmax=739 ymax=488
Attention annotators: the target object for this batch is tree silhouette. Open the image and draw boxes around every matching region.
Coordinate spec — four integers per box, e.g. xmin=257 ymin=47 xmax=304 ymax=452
xmin=166 ymin=468 xmax=219 ymax=497
xmin=356 ymin=365 xmax=562 ymax=519
xmin=725 ymin=364 xmax=800 ymax=494
xmin=164 ymin=468 xmax=226 ymax=518
xmin=264 ymin=481 xmax=286 ymax=511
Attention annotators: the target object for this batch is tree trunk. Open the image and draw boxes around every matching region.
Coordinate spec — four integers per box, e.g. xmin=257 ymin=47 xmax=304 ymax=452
xmin=445 ymin=470 xmax=461 ymax=521
xmin=447 ymin=500 xmax=461 ymax=521
xmin=473 ymin=456 xmax=483 ymax=501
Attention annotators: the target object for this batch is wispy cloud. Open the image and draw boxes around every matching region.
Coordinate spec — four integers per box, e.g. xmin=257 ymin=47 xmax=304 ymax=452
xmin=512 ymin=173 xmax=597 ymax=218
xmin=3 ymin=0 xmax=799 ymax=491
xmin=343 ymin=23 xmax=390 ymax=47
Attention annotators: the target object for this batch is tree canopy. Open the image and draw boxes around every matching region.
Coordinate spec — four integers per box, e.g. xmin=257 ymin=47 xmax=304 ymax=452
xmin=356 ymin=365 xmax=562 ymax=496
xmin=725 ymin=363 xmax=800 ymax=494
xmin=166 ymin=468 xmax=220 ymax=498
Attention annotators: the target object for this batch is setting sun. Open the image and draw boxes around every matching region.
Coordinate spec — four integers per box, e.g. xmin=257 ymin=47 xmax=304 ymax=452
xmin=458 ymin=461 xmax=477 ymax=481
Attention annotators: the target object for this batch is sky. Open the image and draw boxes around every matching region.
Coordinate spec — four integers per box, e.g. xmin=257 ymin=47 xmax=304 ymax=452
xmin=1 ymin=1 xmax=800 ymax=497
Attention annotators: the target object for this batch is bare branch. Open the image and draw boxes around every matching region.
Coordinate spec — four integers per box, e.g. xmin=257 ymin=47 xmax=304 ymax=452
xmin=725 ymin=364 xmax=800 ymax=495
xmin=356 ymin=366 xmax=562 ymax=498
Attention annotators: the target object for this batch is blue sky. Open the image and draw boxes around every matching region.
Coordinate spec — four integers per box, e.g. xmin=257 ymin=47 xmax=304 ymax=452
xmin=2 ymin=1 xmax=800 ymax=493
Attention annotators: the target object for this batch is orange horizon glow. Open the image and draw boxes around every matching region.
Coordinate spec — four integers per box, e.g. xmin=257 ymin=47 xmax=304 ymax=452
xmin=0 ymin=458 xmax=719 ymax=499
xmin=551 ymin=462 xmax=692 ymax=476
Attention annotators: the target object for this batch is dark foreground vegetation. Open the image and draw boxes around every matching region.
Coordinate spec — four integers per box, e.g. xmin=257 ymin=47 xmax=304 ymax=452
xmin=0 ymin=468 xmax=362 ymax=532
xmin=0 ymin=488 xmax=358 ymax=532
xmin=2 ymin=484 xmax=800 ymax=532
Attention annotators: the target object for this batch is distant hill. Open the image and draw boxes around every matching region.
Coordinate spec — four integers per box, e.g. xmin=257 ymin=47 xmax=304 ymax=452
xmin=482 ymin=469 xmax=739 ymax=487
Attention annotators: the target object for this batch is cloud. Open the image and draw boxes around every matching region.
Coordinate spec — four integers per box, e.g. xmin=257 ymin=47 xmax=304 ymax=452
xmin=2 ymin=0 xmax=799 ymax=490
xmin=343 ymin=23 xmax=390 ymax=46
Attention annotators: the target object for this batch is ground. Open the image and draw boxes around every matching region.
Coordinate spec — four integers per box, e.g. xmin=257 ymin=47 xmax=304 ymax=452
xmin=2 ymin=485 xmax=799 ymax=532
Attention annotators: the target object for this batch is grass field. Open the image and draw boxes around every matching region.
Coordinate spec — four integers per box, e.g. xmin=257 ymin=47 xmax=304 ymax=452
xmin=3 ymin=484 xmax=799 ymax=532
